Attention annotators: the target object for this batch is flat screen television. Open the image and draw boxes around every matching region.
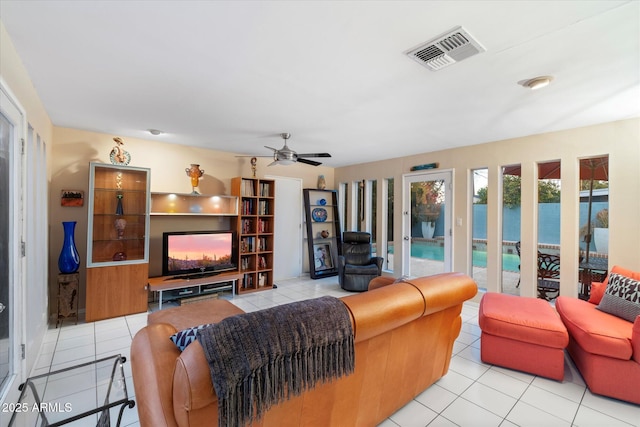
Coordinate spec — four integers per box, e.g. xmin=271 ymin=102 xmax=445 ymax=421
xmin=162 ymin=230 xmax=238 ymax=278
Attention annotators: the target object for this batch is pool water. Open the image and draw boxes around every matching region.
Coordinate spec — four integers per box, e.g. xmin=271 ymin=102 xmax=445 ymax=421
xmin=408 ymin=242 xmax=520 ymax=272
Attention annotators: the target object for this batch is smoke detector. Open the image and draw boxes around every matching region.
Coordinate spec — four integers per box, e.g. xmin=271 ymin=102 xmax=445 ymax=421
xmin=405 ymin=26 xmax=486 ymax=71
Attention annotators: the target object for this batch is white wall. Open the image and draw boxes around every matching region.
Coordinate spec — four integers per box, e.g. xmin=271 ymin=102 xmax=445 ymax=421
xmin=0 ymin=21 xmax=53 ymax=409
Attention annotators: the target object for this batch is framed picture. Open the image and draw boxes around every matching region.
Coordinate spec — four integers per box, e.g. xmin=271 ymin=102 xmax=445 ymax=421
xmin=313 ymin=242 xmax=334 ymax=271
xmin=61 ymin=190 xmax=84 ymax=207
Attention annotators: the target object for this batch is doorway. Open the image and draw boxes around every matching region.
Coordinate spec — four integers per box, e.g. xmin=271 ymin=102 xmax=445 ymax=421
xmin=402 ymin=171 xmax=452 ymax=277
xmin=0 ymin=85 xmax=23 ymax=402
xmin=267 ymin=175 xmax=303 ymax=280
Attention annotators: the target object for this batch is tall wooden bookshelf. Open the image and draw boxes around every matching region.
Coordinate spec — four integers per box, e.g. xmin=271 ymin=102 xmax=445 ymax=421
xmin=231 ymin=177 xmax=275 ymax=293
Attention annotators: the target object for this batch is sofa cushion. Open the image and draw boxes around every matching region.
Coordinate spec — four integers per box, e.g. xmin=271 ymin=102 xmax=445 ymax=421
xmin=595 ymin=265 xmax=640 ymax=294
xmin=597 ymin=273 xmax=640 ymax=322
xmin=367 ymin=276 xmax=395 ymax=290
xmin=588 ymin=281 xmax=606 ymax=305
xmin=556 ymin=296 xmax=633 ymax=360
xmin=148 ymin=298 xmax=244 ymax=331
xmin=344 ymin=263 xmax=379 ymax=275
xmin=633 ymin=317 xmax=640 ymax=364
xmin=170 ymin=323 xmax=211 ymax=351
xmin=479 ymin=293 xmax=568 ymax=349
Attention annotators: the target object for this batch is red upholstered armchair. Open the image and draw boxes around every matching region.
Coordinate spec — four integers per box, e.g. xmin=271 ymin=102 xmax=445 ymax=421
xmin=555 ymin=265 xmax=640 ymax=404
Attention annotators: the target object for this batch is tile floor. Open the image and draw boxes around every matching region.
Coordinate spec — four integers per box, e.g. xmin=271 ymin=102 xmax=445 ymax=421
xmin=34 ymin=276 xmax=639 ymax=427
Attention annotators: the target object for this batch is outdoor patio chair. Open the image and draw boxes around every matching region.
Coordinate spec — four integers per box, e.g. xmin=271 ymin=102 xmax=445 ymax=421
xmin=537 ymin=252 xmax=560 ymax=301
xmin=516 ymin=241 xmax=521 ymax=288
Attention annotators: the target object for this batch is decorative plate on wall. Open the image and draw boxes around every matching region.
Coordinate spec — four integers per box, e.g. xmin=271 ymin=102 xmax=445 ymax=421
xmin=311 ymin=208 xmax=328 ymax=222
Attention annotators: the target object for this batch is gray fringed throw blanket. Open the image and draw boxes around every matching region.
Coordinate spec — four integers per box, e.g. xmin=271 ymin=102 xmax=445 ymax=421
xmin=196 ymin=296 xmax=355 ymax=427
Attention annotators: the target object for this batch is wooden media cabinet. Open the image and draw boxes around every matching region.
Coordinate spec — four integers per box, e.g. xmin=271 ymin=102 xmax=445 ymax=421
xmin=148 ymin=271 xmax=243 ymax=309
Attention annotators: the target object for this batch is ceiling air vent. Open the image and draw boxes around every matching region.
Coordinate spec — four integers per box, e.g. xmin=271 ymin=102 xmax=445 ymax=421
xmin=405 ymin=26 xmax=486 ymax=71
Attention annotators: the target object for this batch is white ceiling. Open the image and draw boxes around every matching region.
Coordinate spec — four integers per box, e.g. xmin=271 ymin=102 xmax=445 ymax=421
xmin=2 ymin=1 xmax=639 ymax=168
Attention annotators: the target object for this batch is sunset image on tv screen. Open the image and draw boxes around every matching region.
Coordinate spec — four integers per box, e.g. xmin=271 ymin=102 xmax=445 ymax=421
xmin=167 ymin=234 xmax=233 ymax=271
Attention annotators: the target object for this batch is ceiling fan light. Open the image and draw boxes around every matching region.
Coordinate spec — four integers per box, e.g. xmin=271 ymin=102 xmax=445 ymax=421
xmin=520 ymin=76 xmax=554 ymax=90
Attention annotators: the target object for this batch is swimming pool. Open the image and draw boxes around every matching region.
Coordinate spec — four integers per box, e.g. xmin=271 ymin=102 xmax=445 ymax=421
xmin=406 ymin=242 xmax=520 ymax=272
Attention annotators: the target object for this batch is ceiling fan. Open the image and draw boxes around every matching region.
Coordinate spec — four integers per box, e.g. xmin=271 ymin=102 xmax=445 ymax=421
xmin=240 ymin=133 xmax=331 ymax=166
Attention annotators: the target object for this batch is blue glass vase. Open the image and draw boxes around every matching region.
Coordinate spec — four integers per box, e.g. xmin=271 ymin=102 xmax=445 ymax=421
xmin=58 ymin=221 xmax=80 ymax=274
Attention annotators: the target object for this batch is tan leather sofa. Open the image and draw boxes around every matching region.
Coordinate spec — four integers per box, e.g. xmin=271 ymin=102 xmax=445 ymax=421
xmin=131 ymin=272 xmax=477 ymax=427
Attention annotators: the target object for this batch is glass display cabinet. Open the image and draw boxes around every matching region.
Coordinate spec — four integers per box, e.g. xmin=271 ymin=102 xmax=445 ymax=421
xmin=86 ymin=163 xmax=150 ymax=321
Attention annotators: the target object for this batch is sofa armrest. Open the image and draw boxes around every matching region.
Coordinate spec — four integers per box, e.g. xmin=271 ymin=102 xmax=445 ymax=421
xmin=368 ymin=276 xmax=395 ymax=290
xmin=131 ymin=323 xmax=182 ymax=427
xmin=173 ymin=341 xmax=219 ymax=427
xmin=406 ymin=273 xmax=478 ymax=316
xmin=633 ymin=315 xmax=640 ymax=364
xmin=343 ymin=273 xmax=477 ymax=342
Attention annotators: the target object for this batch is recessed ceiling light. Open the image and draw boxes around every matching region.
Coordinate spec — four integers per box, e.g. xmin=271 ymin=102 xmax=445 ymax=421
xmin=520 ymin=76 xmax=554 ymax=90
xmin=148 ymin=129 xmax=163 ymax=136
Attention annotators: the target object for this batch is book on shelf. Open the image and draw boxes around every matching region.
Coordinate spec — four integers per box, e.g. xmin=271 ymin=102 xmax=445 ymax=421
xmin=242 ymin=179 xmax=255 ymax=197
xmin=257 ymin=237 xmax=268 ymax=252
xmin=258 ymin=218 xmax=269 ymax=233
xmin=243 ymin=273 xmax=254 ymax=288
xmin=240 ymin=237 xmax=255 ymax=253
xmin=258 ymin=272 xmax=266 ymax=287
xmin=258 ymin=200 xmax=270 ymax=215
xmin=242 ymin=199 xmax=254 ymax=215
xmin=259 ymin=182 xmax=271 ymax=197
xmin=242 ymin=219 xmax=253 ymax=234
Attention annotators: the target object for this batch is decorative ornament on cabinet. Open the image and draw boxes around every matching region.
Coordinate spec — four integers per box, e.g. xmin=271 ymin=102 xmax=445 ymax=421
xmin=186 ymin=164 xmax=205 ymax=194
xmin=251 ymin=157 xmax=257 ymax=178
xmin=110 ymin=137 xmax=131 ymax=165
xmin=317 ymin=174 xmax=326 ymax=190
xmin=114 ymin=171 xmax=127 ymax=258
xmin=115 ymin=193 xmax=124 ymax=215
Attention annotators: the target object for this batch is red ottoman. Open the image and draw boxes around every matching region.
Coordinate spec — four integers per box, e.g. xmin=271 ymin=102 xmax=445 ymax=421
xmin=479 ymin=292 xmax=569 ymax=380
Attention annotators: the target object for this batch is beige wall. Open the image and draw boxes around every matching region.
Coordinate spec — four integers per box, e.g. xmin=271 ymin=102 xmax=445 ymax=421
xmin=49 ymin=126 xmax=334 ymax=313
xmin=0 ymin=23 xmax=53 ymax=145
xmin=336 ymin=118 xmax=640 ymax=299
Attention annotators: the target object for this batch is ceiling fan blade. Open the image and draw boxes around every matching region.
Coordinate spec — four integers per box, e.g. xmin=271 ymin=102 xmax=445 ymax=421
xmin=296 ymin=158 xmax=322 ymax=166
xmin=264 ymin=145 xmax=280 ymax=152
xmin=297 ymin=153 xmax=332 ymax=158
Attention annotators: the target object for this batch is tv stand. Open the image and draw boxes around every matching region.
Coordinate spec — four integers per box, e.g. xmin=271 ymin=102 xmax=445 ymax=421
xmin=148 ymin=271 xmax=243 ymax=309
xmin=165 ymin=271 xmax=221 ymax=281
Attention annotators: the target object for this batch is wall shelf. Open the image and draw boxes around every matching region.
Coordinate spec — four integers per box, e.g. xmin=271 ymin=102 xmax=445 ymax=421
xmin=150 ymin=192 xmax=238 ymax=216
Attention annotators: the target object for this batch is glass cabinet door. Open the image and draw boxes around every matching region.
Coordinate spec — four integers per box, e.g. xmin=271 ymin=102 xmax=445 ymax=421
xmin=87 ymin=163 xmax=150 ymax=267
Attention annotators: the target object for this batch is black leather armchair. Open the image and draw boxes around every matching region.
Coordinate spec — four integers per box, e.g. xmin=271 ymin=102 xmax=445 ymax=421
xmin=338 ymin=231 xmax=383 ymax=292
